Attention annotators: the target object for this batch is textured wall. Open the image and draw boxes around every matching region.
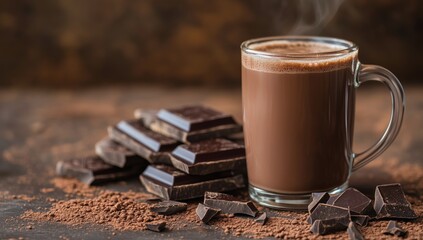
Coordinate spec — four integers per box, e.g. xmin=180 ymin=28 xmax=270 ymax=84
xmin=0 ymin=0 xmax=421 ymax=87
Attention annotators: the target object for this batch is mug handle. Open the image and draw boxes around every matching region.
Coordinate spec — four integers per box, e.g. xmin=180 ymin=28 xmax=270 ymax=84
xmin=352 ymin=63 xmax=405 ymax=171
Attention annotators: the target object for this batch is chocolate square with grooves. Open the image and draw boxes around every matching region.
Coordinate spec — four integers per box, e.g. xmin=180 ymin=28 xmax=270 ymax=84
xmin=157 ymin=105 xmax=236 ymax=131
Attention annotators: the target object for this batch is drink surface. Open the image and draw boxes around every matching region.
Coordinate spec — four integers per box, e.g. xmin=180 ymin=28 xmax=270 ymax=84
xmin=242 ymin=40 xmax=356 ymax=193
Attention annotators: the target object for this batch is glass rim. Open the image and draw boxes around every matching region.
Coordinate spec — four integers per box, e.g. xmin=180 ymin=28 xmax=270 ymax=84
xmin=241 ymin=36 xmax=358 ymax=59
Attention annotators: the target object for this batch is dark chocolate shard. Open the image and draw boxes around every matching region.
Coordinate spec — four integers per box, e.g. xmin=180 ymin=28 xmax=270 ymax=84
xmin=254 ymin=212 xmax=267 ymax=225
xmin=140 ymin=165 xmax=245 ymax=200
xmin=383 ymin=220 xmax=408 ymax=237
xmin=95 ymin=137 xmax=146 ymax=168
xmin=150 ymin=200 xmax=187 ymax=215
xmin=203 ymin=192 xmax=258 ymax=217
xmin=225 ymin=132 xmax=244 ymax=145
xmin=146 ymin=221 xmax=166 ymax=232
xmin=309 ymin=204 xmax=350 ymax=233
xmin=351 ymin=215 xmax=370 ymax=227
xmin=308 ymin=192 xmax=330 ymax=213
xmin=347 ymin=222 xmax=364 ymax=240
xmin=142 ymin=106 xmax=242 ymax=143
xmin=170 ymin=138 xmax=246 ymax=175
xmin=56 ymin=156 xmax=146 ymax=185
xmin=306 ymin=215 xmax=312 ymax=224
xmin=196 ymin=203 xmax=221 ymax=224
xmin=333 ymin=188 xmax=373 ymax=215
xmin=374 ymin=183 xmax=417 ymax=220
xmin=157 ymin=105 xmax=237 ymax=132
xmin=108 ymin=120 xmax=179 ymax=164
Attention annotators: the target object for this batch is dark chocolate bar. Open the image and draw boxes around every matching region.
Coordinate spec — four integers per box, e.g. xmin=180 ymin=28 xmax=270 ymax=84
xmin=196 ymin=203 xmax=221 ymax=224
xmin=308 ymin=192 xmax=330 ymax=213
xmin=374 ymin=183 xmax=417 ymax=219
xmin=383 ymin=220 xmax=408 ymax=237
xmin=95 ymin=137 xmax=146 ymax=168
xmin=108 ymin=120 xmax=179 ymax=164
xmin=56 ymin=156 xmax=147 ymax=185
xmin=150 ymin=200 xmax=187 ymax=215
xmin=169 ymin=138 xmax=246 ymax=175
xmin=347 ymin=222 xmax=364 ymax=240
xmin=203 ymin=192 xmax=258 ymax=217
xmin=332 ymin=188 xmax=373 ymax=215
xmin=308 ymin=204 xmax=350 ymax=233
xmin=139 ymin=106 xmax=242 ymax=143
xmin=139 ymin=165 xmax=245 ymax=200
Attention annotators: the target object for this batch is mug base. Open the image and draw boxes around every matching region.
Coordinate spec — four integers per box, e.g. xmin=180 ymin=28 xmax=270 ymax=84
xmin=249 ymin=182 xmax=348 ymax=210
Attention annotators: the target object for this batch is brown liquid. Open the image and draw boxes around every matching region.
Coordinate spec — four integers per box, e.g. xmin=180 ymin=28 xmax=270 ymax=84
xmin=242 ymin=41 xmax=357 ymax=193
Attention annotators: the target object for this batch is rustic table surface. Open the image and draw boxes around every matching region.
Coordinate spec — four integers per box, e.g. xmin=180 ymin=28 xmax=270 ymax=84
xmin=0 ymin=85 xmax=422 ymax=239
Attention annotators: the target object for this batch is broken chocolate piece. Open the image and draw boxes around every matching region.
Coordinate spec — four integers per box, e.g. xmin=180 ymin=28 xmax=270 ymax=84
xmin=308 ymin=192 xmax=330 ymax=213
xmin=351 ymin=215 xmax=370 ymax=227
xmin=170 ymin=138 xmax=246 ymax=175
xmin=56 ymin=156 xmax=147 ymax=185
xmin=333 ymin=188 xmax=373 ymax=215
xmin=383 ymin=220 xmax=408 ymax=237
xmin=95 ymin=137 xmax=145 ymax=168
xmin=146 ymin=221 xmax=166 ymax=232
xmin=347 ymin=222 xmax=364 ymax=240
xmin=108 ymin=120 xmax=179 ymax=164
xmin=150 ymin=200 xmax=187 ymax=215
xmin=144 ymin=105 xmax=243 ymax=143
xmin=140 ymin=165 xmax=245 ymax=200
xmin=308 ymin=204 xmax=350 ymax=233
xmin=196 ymin=203 xmax=221 ymax=224
xmin=374 ymin=183 xmax=417 ymax=219
xmin=254 ymin=212 xmax=267 ymax=225
xmin=225 ymin=132 xmax=244 ymax=145
xmin=203 ymin=192 xmax=258 ymax=217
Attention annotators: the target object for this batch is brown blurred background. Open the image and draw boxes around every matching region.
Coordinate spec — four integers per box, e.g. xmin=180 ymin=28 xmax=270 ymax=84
xmin=0 ymin=0 xmax=422 ymax=88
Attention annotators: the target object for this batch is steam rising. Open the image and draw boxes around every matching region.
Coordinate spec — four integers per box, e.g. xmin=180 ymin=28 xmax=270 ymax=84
xmin=267 ymin=0 xmax=345 ymax=35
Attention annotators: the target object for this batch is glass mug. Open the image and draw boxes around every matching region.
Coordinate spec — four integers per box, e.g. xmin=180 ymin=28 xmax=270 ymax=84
xmin=241 ymin=36 xmax=404 ymax=209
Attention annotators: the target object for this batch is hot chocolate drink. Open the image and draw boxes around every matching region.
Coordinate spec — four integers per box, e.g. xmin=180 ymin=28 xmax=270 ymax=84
xmin=242 ymin=41 xmax=357 ymax=193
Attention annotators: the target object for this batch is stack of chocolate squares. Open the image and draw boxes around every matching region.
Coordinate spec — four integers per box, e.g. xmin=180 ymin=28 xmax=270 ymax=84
xmin=56 ymin=105 xmax=247 ymax=200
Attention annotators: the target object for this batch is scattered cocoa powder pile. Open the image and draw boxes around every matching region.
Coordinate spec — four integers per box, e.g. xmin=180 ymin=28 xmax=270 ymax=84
xmin=0 ymin=191 xmax=36 ymax=202
xmin=50 ymin=177 xmax=98 ymax=198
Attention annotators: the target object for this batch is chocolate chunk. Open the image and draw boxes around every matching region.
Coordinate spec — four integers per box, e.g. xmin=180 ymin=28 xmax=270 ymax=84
xmin=333 ymin=188 xmax=373 ymax=215
xmin=108 ymin=120 xmax=179 ymax=164
xmin=374 ymin=183 xmax=417 ymax=219
xmin=150 ymin=200 xmax=187 ymax=215
xmin=308 ymin=192 xmax=330 ymax=213
xmin=347 ymin=222 xmax=364 ymax=240
xmin=351 ymin=215 xmax=370 ymax=227
xmin=308 ymin=204 xmax=350 ymax=233
xmin=140 ymin=165 xmax=245 ymax=200
xmin=95 ymin=137 xmax=146 ymax=168
xmin=383 ymin=220 xmax=408 ymax=237
xmin=170 ymin=138 xmax=246 ymax=175
xmin=146 ymin=221 xmax=166 ymax=232
xmin=144 ymin=106 xmax=242 ymax=143
xmin=56 ymin=156 xmax=146 ymax=185
xmin=254 ymin=212 xmax=267 ymax=225
xmin=225 ymin=132 xmax=244 ymax=145
xmin=196 ymin=203 xmax=221 ymax=224
xmin=203 ymin=192 xmax=258 ymax=217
